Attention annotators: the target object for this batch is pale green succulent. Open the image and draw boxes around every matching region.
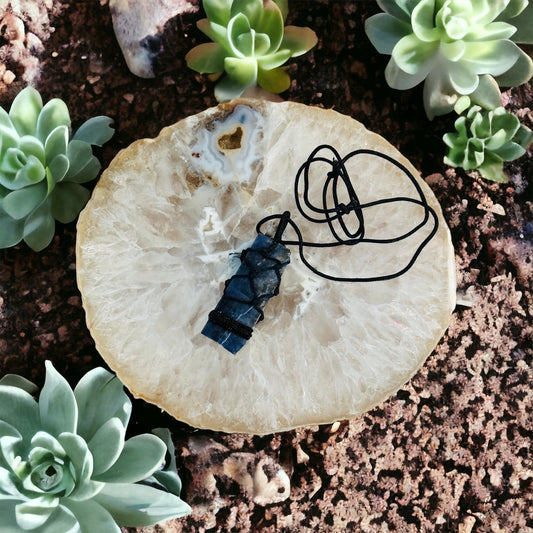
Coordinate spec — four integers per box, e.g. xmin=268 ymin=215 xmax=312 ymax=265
xmin=185 ymin=0 xmax=317 ymax=102
xmin=365 ymin=0 xmax=533 ymax=119
xmin=0 ymin=361 xmax=191 ymax=532
xmin=0 ymin=87 xmax=114 ymax=251
xmin=443 ymin=96 xmax=533 ymax=182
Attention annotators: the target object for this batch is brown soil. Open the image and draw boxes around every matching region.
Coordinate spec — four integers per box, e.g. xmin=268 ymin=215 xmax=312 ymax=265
xmin=1 ymin=1 xmax=532 ymax=532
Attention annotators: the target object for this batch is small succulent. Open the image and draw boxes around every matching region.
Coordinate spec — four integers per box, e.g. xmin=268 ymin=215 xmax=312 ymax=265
xmin=0 ymin=361 xmax=191 ymax=532
xmin=443 ymin=96 xmax=533 ymax=182
xmin=365 ymin=0 xmax=533 ymax=119
xmin=0 ymin=87 xmax=114 ymax=251
xmin=185 ymin=0 xmax=317 ymax=102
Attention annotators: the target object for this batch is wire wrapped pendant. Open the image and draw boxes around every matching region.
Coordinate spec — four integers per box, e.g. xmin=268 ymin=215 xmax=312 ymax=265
xmin=201 ymin=218 xmax=291 ymax=354
xmin=202 ymin=144 xmax=439 ymax=354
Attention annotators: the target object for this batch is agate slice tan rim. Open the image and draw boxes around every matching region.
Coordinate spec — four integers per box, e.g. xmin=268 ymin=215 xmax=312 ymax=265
xmin=76 ymin=99 xmax=456 ymax=435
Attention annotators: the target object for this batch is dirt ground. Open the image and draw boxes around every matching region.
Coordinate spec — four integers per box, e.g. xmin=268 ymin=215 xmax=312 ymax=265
xmin=1 ymin=1 xmax=532 ymax=532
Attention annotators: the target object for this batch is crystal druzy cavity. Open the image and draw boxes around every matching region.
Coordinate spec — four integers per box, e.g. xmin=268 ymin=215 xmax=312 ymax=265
xmin=189 ymin=105 xmax=264 ymax=186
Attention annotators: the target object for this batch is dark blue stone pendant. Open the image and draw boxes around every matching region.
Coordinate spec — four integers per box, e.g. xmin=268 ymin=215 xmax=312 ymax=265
xmin=202 ymin=232 xmax=290 ymax=354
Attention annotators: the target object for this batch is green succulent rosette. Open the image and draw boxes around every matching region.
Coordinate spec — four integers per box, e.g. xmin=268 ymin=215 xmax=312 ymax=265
xmin=365 ymin=0 xmax=533 ymax=118
xmin=0 ymin=361 xmax=191 ymax=532
xmin=443 ymin=96 xmax=533 ymax=182
xmin=0 ymin=87 xmax=114 ymax=251
xmin=186 ymin=0 xmax=317 ymax=102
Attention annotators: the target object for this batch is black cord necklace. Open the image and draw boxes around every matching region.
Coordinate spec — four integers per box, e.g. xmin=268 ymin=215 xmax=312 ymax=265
xmin=202 ymin=145 xmax=439 ymax=353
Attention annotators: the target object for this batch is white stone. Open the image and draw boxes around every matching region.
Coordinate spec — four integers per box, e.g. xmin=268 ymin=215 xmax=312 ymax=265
xmin=109 ymin=0 xmax=196 ymax=78
xmin=252 ymin=457 xmax=291 ymax=506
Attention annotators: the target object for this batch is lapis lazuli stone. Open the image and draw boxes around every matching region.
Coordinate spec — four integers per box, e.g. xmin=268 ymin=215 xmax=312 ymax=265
xmin=202 ymin=233 xmax=290 ymax=354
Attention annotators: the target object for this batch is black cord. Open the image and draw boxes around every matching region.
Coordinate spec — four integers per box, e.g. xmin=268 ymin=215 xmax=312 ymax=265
xmin=256 ymin=145 xmax=439 ymax=283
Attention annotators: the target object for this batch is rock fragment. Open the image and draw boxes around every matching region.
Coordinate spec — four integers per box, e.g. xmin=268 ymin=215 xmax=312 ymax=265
xmin=109 ymin=0 xmax=197 ymax=78
xmin=0 ymin=1 xmax=63 ymax=97
xmin=252 ymin=456 xmax=291 ymax=506
xmin=1 ymin=12 xmax=25 ymax=45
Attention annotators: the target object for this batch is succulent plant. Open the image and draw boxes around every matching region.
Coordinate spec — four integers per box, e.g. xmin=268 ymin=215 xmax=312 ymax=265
xmin=185 ymin=0 xmax=317 ymax=102
xmin=443 ymin=96 xmax=533 ymax=182
xmin=0 ymin=361 xmax=191 ymax=532
xmin=365 ymin=0 xmax=533 ymax=119
xmin=0 ymin=87 xmax=114 ymax=251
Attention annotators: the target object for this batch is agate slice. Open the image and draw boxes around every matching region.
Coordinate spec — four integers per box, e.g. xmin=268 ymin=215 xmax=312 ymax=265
xmin=76 ymin=100 xmax=455 ymax=434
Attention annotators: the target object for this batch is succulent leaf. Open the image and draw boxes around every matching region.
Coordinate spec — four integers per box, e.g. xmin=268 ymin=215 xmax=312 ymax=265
xmin=1 ymin=147 xmax=25 ymax=176
xmin=95 ymin=483 xmax=191 ymax=528
xmin=39 ymin=361 xmax=78 ymax=437
xmin=18 ymin=136 xmax=45 ymax=164
xmin=378 ymin=0 xmax=417 ymax=21
xmin=257 ymin=65 xmax=291 ymax=93
xmin=33 ymin=504 xmax=80 ymax=533
xmin=62 ymin=498 xmax=121 ymax=533
xmin=365 ymin=0 xmax=533 ymax=119
xmin=254 ymin=32 xmax=271 ymax=56
xmin=86 ymin=418 xmax=126 ymax=476
xmin=227 ymin=13 xmax=252 ymax=57
xmin=196 ymin=19 xmax=230 ymax=49
xmin=16 ymin=497 xmax=61 ymax=530
xmin=73 ymin=368 xmax=131 ymax=443
xmin=443 ymin=100 xmax=533 ymax=182
xmin=0 ymin=151 xmax=45 ymax=190
xmin=411 ymin=0 xmax=440 ymax=41
xmin=392 ymin=33 xmax=437 ymax=75
xmin=0 ymin=362 xmax=191 ymax=531
xmin=16 ymin=154 xmax=47 ymax=188
xmin=30 ymin=432 xmax=68 ymax=465
xmin=57 ymin=433 xmax=97 ymax=501
xmin=64 ymin=155 xmax=101 ymax=185
xmin=9 ymin=86 xmax=42 ymax=137
xmin=0 ymin=374 xmax=38 ymax=395
xmin=71 ymin=116 xmax=114 ymax=147
xmin=493 ymin=141 xmax=526 ymax=160
xmin=23 ymin=199 xmax=55 ymax=251
xmin=494 ymin=45 xmax=533 ymax=86
xmin=50 ymin=182 xmax=91 ymax=224
xmin=273 ymin=0 xmax=288 ymax=21
xmin=214 ymin=72 xmax=249 ymax=101
xmin=0 ymin=210 xmax=24 ymax=248
xmin=0 ymin=124 xmax=19 ymax=157
xmin=0 ymin=465 xmax=25 ymax=497
xmin=468 ymin=74 xmax=503 ymax=109
xmin=499 ymin=0 xmax=529 ymax=19
xmin=186 ymin=42 xmax=227 ymax=73
xmin=36 ymin=99 xmax=71 ymax=144
xmin=93 ymin=434 xmax=166 ymax=484
xmin=0 ymin=87 xmax=114 ymax=251
xmin=203 ymin=0 xmax=232 ymax=26
xmin=187 ymin=0 xmax=317 ymax=101
xmin=147 ymin=428 xmax=183 ymax=497
xmin=474 ymin=21 xmax=516 ymax=41
xmin=365 ymin=13 xmax=411 ymax=55
xmin=231 ymin=0 xmax=262 ymax=25
xmin=386 ymin=54 xmax=432 ymax=91
xmin=2 ymin=182 xmax=47 ymax=220
xmin=280 ymin=26 xmax=321 ymax=57
xmin=1 ymin=435 xmax=25 ymax=473
xmin=224 ymin=56 xmax=258 ymax=87
xmin=256 ymin=1 xmax=284 ymax=51
xmin=47 ymin=154 xmax=70 ymax=186
xmin=257 ymin=49 xmax=292 ymax=70
xmin=0 ymin=385 xmax=40 ymax=441
xmin=0 ymin=106 xmax=15 ymax=130
xmin=44 ymin=125 xmax=69 ymax=164
xmin=498 ymin=0 xmax=533 ymax=43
